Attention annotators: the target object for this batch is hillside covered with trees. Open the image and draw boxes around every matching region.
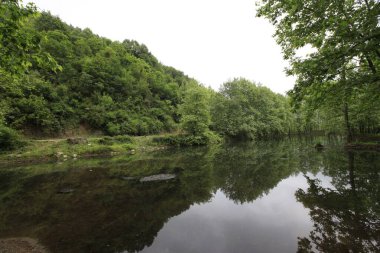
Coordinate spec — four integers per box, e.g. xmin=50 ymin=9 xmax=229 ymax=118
xmin=1 ymin=0 xmax=379 ymax=152
xmin=1 ymin=10 xmax=193 ymax=137
xmin=0 ymin=1 xmax=297 ymax=147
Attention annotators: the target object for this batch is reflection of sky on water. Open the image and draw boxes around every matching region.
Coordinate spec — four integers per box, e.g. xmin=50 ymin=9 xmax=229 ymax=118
xmin=139 ymin=173 xmax=332 ymax=253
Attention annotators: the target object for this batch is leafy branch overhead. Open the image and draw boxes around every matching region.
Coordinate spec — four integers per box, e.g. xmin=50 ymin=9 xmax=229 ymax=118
xmin=257 ymin=0 xmax=380 ymax=103
xmin=256 ymin=0 xmax=380 ymax=139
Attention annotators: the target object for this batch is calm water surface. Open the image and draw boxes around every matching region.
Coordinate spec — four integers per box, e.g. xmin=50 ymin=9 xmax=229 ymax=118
xmin=0 ymin=138 xmax=378 ymax=252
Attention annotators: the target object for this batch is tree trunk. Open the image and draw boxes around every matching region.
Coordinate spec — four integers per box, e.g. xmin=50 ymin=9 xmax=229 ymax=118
xmin=344 ymin=103 xmax=353 ymax=143
xmin=348 ymin=152 xmax=356 ymax=193
xmin=342 ymin=63 xmax=353 ymax=143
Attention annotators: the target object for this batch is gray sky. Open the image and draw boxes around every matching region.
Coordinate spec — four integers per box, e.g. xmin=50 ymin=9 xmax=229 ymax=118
xmin=26 ymin=0 xmax=295 ymax=94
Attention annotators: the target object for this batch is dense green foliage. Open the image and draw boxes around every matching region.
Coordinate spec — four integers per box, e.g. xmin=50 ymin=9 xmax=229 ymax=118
xmin=0 ymin=125 xmax=24 ymax=151
xmin=257 ymin=0 xmax=380 ymax=139
xmin=153 ymin=132 xmax=221 ymax=147
xmin=0 ymin=1 xmax=299 ymax=143
xmin=0 ymin=0 xmax=59 ymax=75
xmin=211 ymin=78 xmax=295 ymax=139
xmin=179 ymin=83 xmax=212 ymax=136
xmin=4 ymin=0 xmax=378 ymax=145
xmin=1 ymin=9 xmax=193 ymax=136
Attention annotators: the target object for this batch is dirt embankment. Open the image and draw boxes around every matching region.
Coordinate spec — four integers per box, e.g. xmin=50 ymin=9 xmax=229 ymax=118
xmin=0 ymin=238 xmax=49 ymax=253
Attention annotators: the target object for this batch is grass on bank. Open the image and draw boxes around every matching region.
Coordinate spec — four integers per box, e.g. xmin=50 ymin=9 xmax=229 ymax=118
xmin=0 ymin=134 xmax=175 ymax=164
xmin=0 ymin=130 xmax=223 ymax=165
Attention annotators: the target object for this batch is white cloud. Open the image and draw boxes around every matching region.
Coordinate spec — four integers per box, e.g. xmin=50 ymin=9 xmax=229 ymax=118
xmin=26 ymin=0 xmax=295 ymax=94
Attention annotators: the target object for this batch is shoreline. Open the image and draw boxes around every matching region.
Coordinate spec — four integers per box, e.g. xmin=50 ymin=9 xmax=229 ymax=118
xmin=0 ymin=237 xmax=48 ymax=253
xmin=0 ymin=135 xmax=172 ymax=167
xmin=1 ymin=135 xmax=379 ymax=167
xmin=345 ymin=142 xmax=380 ymax=151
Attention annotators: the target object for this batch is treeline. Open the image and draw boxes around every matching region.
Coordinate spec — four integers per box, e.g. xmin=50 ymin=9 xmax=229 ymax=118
xmin=211 ymin=79 xmax=294 ymax=139
xmin=0 ymin=2 xmax=299 ymax=146
xmin=2 ymin=0 xmax=378 ymax=150
xmin=292 ymin=91 xmax=380 ymax=137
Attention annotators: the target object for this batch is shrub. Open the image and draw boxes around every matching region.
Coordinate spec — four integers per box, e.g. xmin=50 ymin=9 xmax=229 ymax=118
xmin=114 ymin=135 xmax=132 ymax=143
xmin=85 ymin=146 xmax=114 ymax=155
xmin=0 ymin=126 xmax=25 ymax=151
xmin=98 ymin=136 xmax=114 ymax=145
xmin=153 ymin=132 xmax=221 ymax=147
xmin=98 ymin=135 xmax=133 ymax=145
xmin=105 ymin=123 xmax=120 ymax=136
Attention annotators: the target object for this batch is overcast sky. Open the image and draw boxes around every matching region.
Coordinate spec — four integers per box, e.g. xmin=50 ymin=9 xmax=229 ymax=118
xmin=26 ymin=0 xmax=296 ymax=94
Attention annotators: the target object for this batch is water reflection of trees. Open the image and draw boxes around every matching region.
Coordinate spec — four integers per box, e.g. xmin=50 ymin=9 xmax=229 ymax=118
xmin=296 ymin=151 xmax=380 ymax=253
xmin=0 ymin=149 xmax=214 ymax=253
xmin=212 ymin=140 xmax=302 ymax=203
xmin=0 ymin=141 xmax=309 ymax=252
xmin=1 ymin=138 xmax=370 ymax=253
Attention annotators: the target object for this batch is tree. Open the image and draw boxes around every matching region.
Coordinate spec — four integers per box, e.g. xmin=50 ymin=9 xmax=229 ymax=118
xmin=257 ymin=0 xmax=380 ymax=140
xmin=1 ymin=0 xmax=36 ymax=74
xmin=0 ymin=0 xmax=60 ymax=75
xmin=211 ymin=78 xmax=294 ymax=139
xmin=179 ymin=83 xmax=211 ymax=136
xmin=0 ymin=0 xmax=60 ymax=142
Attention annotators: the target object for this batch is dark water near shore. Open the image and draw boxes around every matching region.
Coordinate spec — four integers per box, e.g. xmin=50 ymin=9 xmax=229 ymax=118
xmin=0 ymin=138 xmax=379 ymax=253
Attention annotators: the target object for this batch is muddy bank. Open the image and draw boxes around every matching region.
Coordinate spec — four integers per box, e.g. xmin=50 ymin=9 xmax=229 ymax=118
xmin=0 ymin=238 xmax=49 ymax=253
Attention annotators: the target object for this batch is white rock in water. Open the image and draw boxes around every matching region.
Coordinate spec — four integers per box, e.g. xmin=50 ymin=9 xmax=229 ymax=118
xmin=140 ymin=174 xmax=176 ymax=182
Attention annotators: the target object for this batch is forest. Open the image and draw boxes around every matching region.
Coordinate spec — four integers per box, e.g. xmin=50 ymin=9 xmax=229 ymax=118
xmin=0 ymin=2 xmax=378 ymax=252
xmin=0 ymin=0 xmax=379 ymax=151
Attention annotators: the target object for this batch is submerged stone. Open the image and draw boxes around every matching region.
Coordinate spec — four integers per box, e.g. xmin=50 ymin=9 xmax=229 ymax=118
xmin=139 ymin=174 xmax=176 ymax=182
xmin=315 ymin=143 xmax=324 ymax=150
xmin=57 ymin=188 xmax=75 ymax=194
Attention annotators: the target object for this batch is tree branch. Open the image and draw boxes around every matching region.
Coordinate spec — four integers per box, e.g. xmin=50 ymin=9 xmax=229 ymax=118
xmin=365 ymin=55 xmax=377 ymax=74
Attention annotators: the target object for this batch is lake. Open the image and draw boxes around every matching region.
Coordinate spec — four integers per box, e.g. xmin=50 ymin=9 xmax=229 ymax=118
xmin=0 ymin=137 xmax=378 ymax=253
